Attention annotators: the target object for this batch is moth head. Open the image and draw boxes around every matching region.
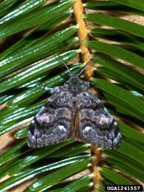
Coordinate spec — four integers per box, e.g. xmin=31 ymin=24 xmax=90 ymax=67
xmin=57 ymin=54 xmax=97 ymax=94
xmin=70 ymin=74 xmax=88 ymax=85
xmin=64 ymin=75 xmax=89 ymax=95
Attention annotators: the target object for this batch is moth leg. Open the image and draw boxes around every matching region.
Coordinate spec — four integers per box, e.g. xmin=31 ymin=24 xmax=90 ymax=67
xmin=88 ymin=81 xmax=95 ymax=88
xmin=37 ymin=85 xmax=60 ymax=94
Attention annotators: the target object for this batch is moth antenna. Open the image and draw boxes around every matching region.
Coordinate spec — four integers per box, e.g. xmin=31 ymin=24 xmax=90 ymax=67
xmin=78 ymin=57 xmax=98 ymax=76
xmin=57 ymin=54 xmax=72 ymax=75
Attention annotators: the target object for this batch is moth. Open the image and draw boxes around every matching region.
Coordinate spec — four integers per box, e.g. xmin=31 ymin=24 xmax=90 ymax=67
xmin=27 ymin=56 xmax=122 ymax=149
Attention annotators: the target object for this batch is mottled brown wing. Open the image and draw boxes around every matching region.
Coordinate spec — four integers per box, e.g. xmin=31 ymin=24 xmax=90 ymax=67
xmin=76 ymin=90 xmax=122 ymax=149
xmin=27 ymin=89 xmax=73 ymax=148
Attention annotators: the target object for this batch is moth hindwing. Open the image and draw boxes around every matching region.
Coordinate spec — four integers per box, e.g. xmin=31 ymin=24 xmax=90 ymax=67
xmin=27 ymin=68 xmax=122 ymax=149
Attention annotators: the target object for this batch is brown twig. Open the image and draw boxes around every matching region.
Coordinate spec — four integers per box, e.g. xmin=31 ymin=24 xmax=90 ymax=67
xmin=73 ymin=1 xmax=102 ymax=191
xmin=73 ymin=0 xmax=93 ymax=79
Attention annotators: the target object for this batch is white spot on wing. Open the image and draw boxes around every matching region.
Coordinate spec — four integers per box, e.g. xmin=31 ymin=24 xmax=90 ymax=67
xmin=58 ymin=125 xmax=66 ymax=132
xmin=114 ymin=121 xmax=117 ymax=126
xmin=84 ymin=126 xmax=91 ymax=132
